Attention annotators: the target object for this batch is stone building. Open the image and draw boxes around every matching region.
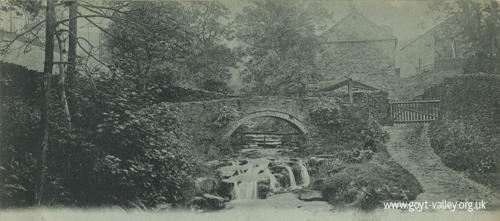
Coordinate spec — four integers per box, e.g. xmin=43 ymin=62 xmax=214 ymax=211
xmin=398 ymin=15 xmax=466 ymax=78
xmin=320 ymin=10 xmax=398 ymax=82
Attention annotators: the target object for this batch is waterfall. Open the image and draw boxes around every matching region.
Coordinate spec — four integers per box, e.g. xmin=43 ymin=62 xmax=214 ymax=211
xmin=298 ymin=162 xmax=310 ymax=187
xmin=269 ymin=172 xmax=280 ymax=192
xmin=218 ymin=158 xmax=309 ymax=201
xmin=284 ymin=165 xmax=297 ymax=189
xmin=233 ymin=181 xmax=258 ymax=200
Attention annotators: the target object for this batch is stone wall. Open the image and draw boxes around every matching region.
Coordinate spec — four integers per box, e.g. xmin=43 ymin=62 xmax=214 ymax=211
xmin=317 ymin=90 xmax=390 ymax=125
xmin=150 ymin=97 xmax=321 ymax=147
xmin=321 ymin=40 xmax=397 ymax=80
xmin=142 ymin=94 xmax=390 ymax=153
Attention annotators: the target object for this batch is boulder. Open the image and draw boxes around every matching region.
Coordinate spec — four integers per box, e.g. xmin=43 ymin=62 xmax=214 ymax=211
xmin=258 ymin=182 xmax=270 ymax=199
xmin=188 ymin=194 xmax=225 ymax=211
xmin=202 ymin=193 xmax=225 ymax=209
xmin=195 ymin=177 xmax=219 ymax=194
xmin=298 ymin=189 xmax=323 ymax=201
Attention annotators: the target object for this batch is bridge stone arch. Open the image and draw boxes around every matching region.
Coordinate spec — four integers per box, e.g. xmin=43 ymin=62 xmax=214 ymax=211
xmin=222 ymin=110 xmax=310 ymax=142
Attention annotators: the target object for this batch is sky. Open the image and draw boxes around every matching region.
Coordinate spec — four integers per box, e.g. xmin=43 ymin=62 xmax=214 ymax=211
xmin=222 ymin=0 xmax=442 ymax=88
xmin=223 ymin=0 xmax=439 ymax=46
xmin=0 ymin=0 xmax=445 ymax=81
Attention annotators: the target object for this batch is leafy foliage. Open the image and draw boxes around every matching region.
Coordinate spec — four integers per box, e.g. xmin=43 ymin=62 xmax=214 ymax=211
xmin=425 ymin=74 xmax=500 ymax=188
xmin=0 ymin=97 xmax=38 ymax=207
xmin=317 ymin=156 xmax=422 ymax=210
xmin=307 ymin=98 xmax=387 ymax=151
xmin=106 ymin=1 xmax=237 ymax=92
xmin=426 ymin=0 xmax=500 ymax=73
xmin=235 ymin=0 xmax=333 ymax=96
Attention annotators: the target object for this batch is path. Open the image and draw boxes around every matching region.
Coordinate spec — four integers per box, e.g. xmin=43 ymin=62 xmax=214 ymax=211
xmin=384 ymin=124 xmax=500 ymax=206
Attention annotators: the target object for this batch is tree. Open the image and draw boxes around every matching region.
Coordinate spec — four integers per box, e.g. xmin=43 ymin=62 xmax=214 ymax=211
xmin=105 ymin=1 xmax=237 ymax=96
xmin=0 ymin=0 xmax=149 ymax=205
xmin=234 ymin=0 xmax=332 ymax=96
xmin=1 ymin=0 xmax=215 ymax=207
xmin=426 ymin=0 xmax=500 ymax=73
xmin=38 ymin=0 xmax=56 ymax=206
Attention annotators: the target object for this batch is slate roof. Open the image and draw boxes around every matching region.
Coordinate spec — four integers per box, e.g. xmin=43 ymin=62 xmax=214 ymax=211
xmin=321 ymin=10 xmax=396 ymax=42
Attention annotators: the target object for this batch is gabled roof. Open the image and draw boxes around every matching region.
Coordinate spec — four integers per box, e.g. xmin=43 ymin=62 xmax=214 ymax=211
xmin=399 ymin=14 xmax=458 ymax=51
xmin=318 ymin=78 xmax=379 ymax=92
xmin=321 ymin=10 xmax=396 ymax=42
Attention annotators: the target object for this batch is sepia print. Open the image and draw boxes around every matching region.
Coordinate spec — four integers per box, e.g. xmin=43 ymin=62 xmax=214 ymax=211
xmin=0 ymin=0 xmax=499 ymax=220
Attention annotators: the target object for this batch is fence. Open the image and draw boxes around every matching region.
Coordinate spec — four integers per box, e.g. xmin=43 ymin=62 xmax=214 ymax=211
xmin=389 ymin=99 xmax=440 ymax=124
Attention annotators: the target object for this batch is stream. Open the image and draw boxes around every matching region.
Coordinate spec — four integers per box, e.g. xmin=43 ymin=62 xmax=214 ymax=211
xmin=214 ymin=148 xmax=311 ymax=200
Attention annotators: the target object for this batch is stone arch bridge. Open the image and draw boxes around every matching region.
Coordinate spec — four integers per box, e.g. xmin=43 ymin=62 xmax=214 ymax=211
xmin=164 ymin=96 xmax=323 ymax=144
xmin=152 ymin=93 xmax=389 ymax=147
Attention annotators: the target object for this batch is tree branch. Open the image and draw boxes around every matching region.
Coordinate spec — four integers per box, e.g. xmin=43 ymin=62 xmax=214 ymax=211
xmin=76 ymin=37 xmax=113 ymax=70
xmin=0 ymin=19 xmax=46 ymax=55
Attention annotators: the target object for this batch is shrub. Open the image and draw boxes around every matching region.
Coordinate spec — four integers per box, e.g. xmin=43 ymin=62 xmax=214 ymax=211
xmin=425 ymin=74 xmax=500 ymax=188
xmin=308 ymin=98 xmax=387 ymax=152
xmin=0 ymin=97 xmax=39 ymax=207
xmin=60 ymin=103 xmax=199 ymax=208
xmin=316 ymin=153 xmax=422 ymax=210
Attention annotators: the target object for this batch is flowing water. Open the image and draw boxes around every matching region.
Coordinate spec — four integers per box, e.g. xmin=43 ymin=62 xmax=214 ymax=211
xmin=215 ymin=148 xmax=311 ymax=200
xmin=284 ymin=165 xmax=297 ymax=189
xmin=298 ymin=162 xmax=310 ymax=187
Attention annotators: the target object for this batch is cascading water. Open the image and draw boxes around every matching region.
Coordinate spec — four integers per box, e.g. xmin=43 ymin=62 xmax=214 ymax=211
xmin=233 ymin=181 xmax=258 ymax=200
xmin=269 ymin=172 xmax=280 ymax=192
xmin=216 ymin=156 xmax=311 ymax=201
xmin=298 ymin=162 xmax=310 ymax=187
xmin=284 ymin=165 xmax=297 ymax=189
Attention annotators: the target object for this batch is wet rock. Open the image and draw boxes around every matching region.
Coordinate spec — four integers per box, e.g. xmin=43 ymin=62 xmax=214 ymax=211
xmin=274 ymin=169 xmax=291 ymax=188
xmin=187 ymin=196 xmax=206 ymax=210
xmin=203 ymin=193 xmax=225 ymax=209
xmin=311 ymin=179 xmax=325 ymax=190
xmin=195 ymin=177 xmax=219 ymax=194
xmin=188 ymin=194 xmax=225 ymax=210
xmin=213 ymin=162 xmax=232 ymax=169
xmin=298 ymin=189 xmax=323 ymax=201
xmin=217 ymin=182 xmax=234 ymax=199
xmin=258 ymin=182 xmax=270 ymax=199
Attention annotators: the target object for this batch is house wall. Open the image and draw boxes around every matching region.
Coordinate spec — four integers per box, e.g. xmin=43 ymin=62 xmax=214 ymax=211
xmin=321 ymin=39 xmax=397 ymax=80
xmin=398 ymin=33 xmax=435 ymax=78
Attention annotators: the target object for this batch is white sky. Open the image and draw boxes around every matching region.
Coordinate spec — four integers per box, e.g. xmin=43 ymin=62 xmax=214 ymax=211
xmin=223 ymin=0 xmax=438 ymax=47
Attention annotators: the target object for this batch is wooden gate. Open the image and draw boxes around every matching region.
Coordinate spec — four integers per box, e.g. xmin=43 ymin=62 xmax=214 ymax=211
xmin=389 ymin=99 xmax=440 ymax=124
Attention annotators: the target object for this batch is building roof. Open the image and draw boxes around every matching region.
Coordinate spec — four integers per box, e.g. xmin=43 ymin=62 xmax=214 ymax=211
xmin=399 ymin=15 xmax=458 ymax=51
xmin=318 ymin=78 xmax=379 ymax=92
xmin=321 ymin=10 xmax=396 ymax=42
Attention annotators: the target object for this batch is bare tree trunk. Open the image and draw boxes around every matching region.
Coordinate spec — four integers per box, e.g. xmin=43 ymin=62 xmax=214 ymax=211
xmin=36 ymin=0 xmax=56 ymax=206
xmin=450 ymin=39 xmax=456 ymax=59
xmin=56 ymin=33 xmax=72 ymax=130
xmin=68 ymin=0 xmax=78 ymax=89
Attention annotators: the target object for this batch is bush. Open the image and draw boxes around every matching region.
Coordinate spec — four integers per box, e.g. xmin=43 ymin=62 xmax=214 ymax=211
xmin=306 ymin=97 xmax=421 ymax=210
xmin=425 ymin=74 xmax=500 ymax=188
xmin=315 ymin=152 xmax=422 ymax=210
xmin=307 ymin=98 xmax=387 ymax=152
xmin=60 ymin=103 xmax=198 ymax=208
xmin=0 ymin=97 xmax=39 ymax=207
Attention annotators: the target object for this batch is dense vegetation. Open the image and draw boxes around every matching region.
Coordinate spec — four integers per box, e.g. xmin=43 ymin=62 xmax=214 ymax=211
xmin=306 ymin=98 xmax=422 ymax=210
xmin=0 ymin=62 xmax=202 ymax=208
xmin=424 ymin=74 xmax=500 ymax=190
xmin=1 ymin=0 xmax=497 ymax=212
